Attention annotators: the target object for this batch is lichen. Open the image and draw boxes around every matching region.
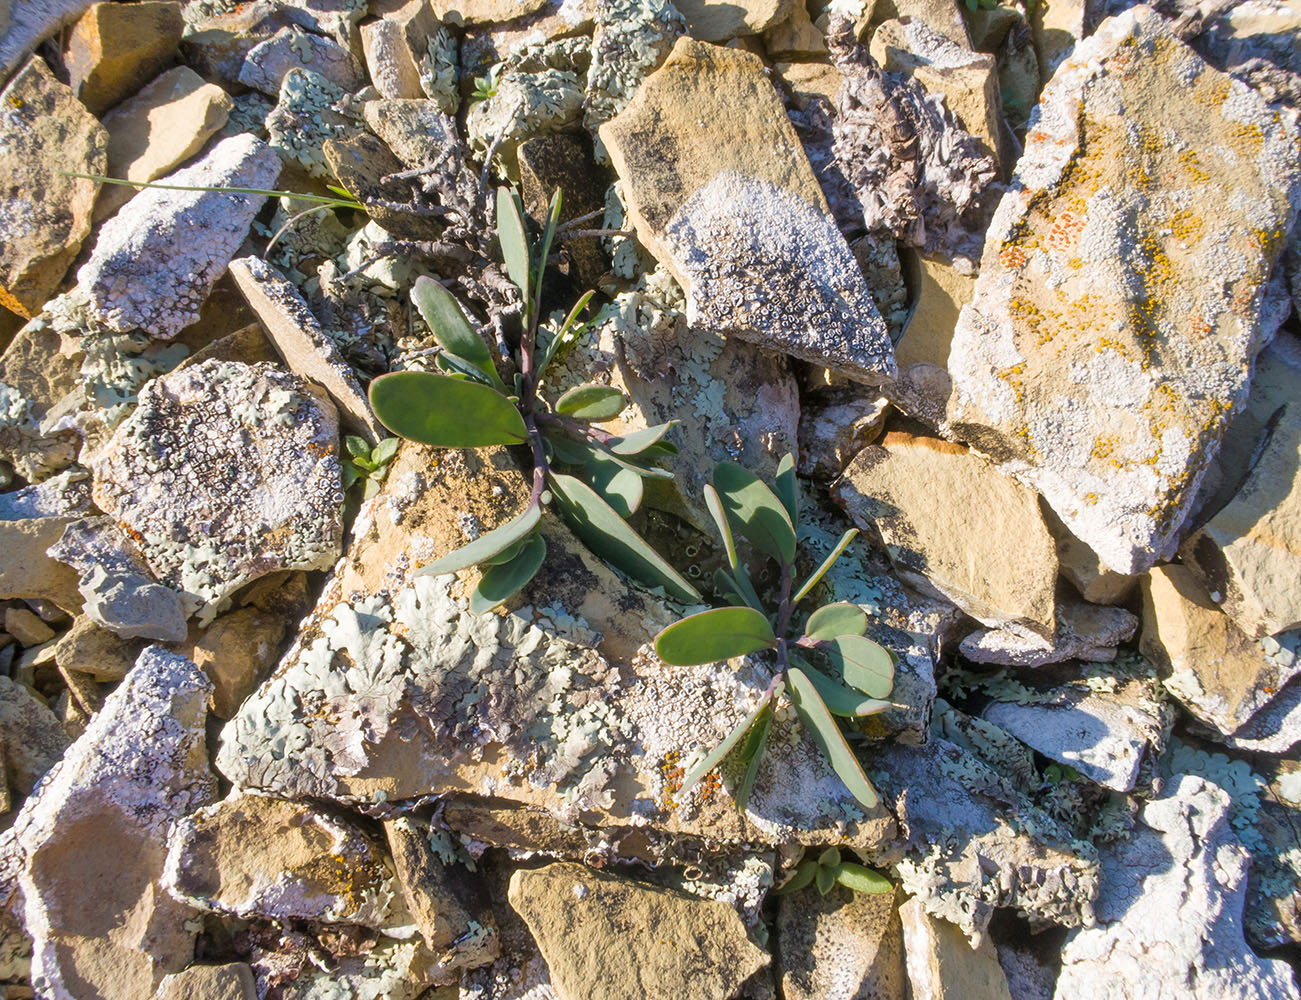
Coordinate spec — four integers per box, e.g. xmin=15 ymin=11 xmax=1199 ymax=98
xmin=419 ymin=23 xmax=459 ymax=115
xmin=466 ymin=68 xmax=584 ymax=181
xmin=267 ymin=68 xmax=358 ymax=179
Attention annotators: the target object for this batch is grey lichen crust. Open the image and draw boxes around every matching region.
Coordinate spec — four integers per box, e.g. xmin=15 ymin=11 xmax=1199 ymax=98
xmin=267 ymin=67 xmax=359 ymax=179
xmin=89 ymin=359 xmax=343 ymax=623
xmin=76 ymin=134 xmax=282 ymax=340
xmin=663 ymin=172 xmax=896 ymax=385
xmin=583 ymin=0 xmax=685 ymax=139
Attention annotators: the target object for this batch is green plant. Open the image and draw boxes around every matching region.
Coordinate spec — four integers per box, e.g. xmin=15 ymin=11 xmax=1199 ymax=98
xmin=342 ymin=435 xmax=400 ymax=500
xmin=367 ymin=188 xmax=700 ymax=612
xmin=775 ymin=847 xmax=893 ymax=896
xmin=470 ymin=66 xmax=500 ymax=106
xmin=653 ymin=458 xmax=894 ymax=810
xmin=963 ymin=0 xmax=999 ymax=10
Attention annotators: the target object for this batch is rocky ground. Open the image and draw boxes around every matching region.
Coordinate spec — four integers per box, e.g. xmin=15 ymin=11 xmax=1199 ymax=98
xmin=0 ymin=0 xmax=1300 ymax=997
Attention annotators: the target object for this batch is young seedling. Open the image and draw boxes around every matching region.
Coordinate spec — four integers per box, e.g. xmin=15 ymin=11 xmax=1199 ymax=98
xmin=775 ymin=847 xmax=893 ymax=896
xmin=654 ymin=457 xmax=894 ymax=810
xmin=342 ymin=435 xmax=400 ymax=501
xmin=368 ymin=187 xmax=700 ymax=612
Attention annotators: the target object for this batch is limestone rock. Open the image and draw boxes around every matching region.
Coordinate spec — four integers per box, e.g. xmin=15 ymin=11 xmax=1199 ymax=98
xmin=776 ymin=59 xmax=843 ymax=109
xmin=0 ymin=56 xmax=106 ymax=317
xmin=8 ymin=646 xmax=215 ymax=1000
xmin=1180 ymin=404 xmax=1301 ymax=638
xmin=900 ymin=897 xmax=1013 ymax=1000
xmin=0 ymin=517 xmax=82 ymax=612
xmin=0 ymin=0 xmax=95 ymax=83
xmin=177 ymin=1 xmax=295 ymax=87
xmin=0 ymin=469 xmax=90 ymax=521
xmin=672 ymin=0 xmax=793 ymax=41
xmin=583 ymin=0 xmax=685 ymax=138
xmin=777 ymin=885 xmax=905 ymax=1000
xmin=324 ymin=130 xmax=444 ymax=240
xmin=894 ymin=251 xmax=976 ymax=371
xmin=0 ymin=675 xmax=69 ymax=795
xmin=164 ymin=791 xmax=405 ymax=928
xmin=266 ymin=67 xmax=359 ymax=180
xmin=944 ymin=7 xmax=1301 ymax=576
xmin=4 ymin=607 xmax=52 ymax=646
xmin=798 ymin=386 xmax=889 ymax=481
xmin=869 ymin=0 xmax=970 ymax=47
xmin=763 ymin=1 xmax=825 ymax=60
xmin=182 ymin=605 xmax=288 ymax=719
xmin=518 ymin=133 xmax=607 ymax=290
xmin=53 ymin=614 xmax=141 ymax=682
xmin=834 ymin=431 xmax=1058 ymax=639
xmin=98 ymin=66 xmax=233 ymax=220
xmin=77 ymin=134 xmax=281 ymax=339
xmin=507 ymin=862 xmax=768 ymax=1000
xmin=1028 ymin=0 xmax=1082 ymax=81
xmin=238 ymin=24 xmax=365 ymax=96
xmin=600 ymin=37 xmax=894 ymax=385
xmin=430 ymin=0 xmax=548 ymax=25
xmin=1054 ymin=774 xmax=1299 ymax=1000
xmin=228 ymin=256 xmax=383 ymax=440
xmin=1141 ymin=563 xmax=1301 ymax=738
xmin=153 ymin=963 xmax=257 ymax=1000
xmin=466 ymin=65 xmax=584 ymax=180
xmin=1215 ymin=677 xmax=1301 ymax=754
xmin=960 ymin=601 xmax=1137 ymax=668
xmin=0 ymin=322 xmax=81 ymax=480
xmin=360 ymin=0 xmax=444 ymax=101
xmin=63 ymin=1 xmax=184 ymax=114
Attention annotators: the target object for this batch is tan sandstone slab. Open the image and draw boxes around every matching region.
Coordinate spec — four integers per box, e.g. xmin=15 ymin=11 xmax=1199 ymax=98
xmin=63 ymin=0 xmax=184 ymax=114
xmin=901 ymin=897 xmax=1013 ymax=1000
xmin=778 ymin=886 xmax=905 ymax=1000
xmin=944 ymin=7 xmax=1301 ymax=576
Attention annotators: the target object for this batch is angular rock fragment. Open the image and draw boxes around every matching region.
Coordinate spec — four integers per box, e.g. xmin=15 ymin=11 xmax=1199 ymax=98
xmin=945 ymin=6 xmax=1301 ymax=576
xmin=894 ymin=251 xmax=976 ymax=371
xmin=229 ymin=256 xmax=383 ymax=440
xmin=0 ymin=469 xmax=90 ymax=521
xmin=960 ymin=601 xmax=1137 ymax=668
xmin=360 ymin=0 xmax=445 ymax=101
xmin=266 ymin=67 xmax=358 ymax=179
xmin=777 ymin=885 xmax=905 ymax=1000
xmin=0 ymin=517 xmax=82 ymax=612
xmin=154 ymin=963 xmax=257 ymax=1000
xmin=53 ymin=614 xmax=142 ymax=682
xmin=0 ymin=676 xmax=69 ymax=796
xmin=834 ymin=431 xmax=1058 ymax=639
xmin=507 ymin=862 xmax=768 ymax=1000
xmin=324 ymin=131 xmax=443 ymax=240
xmin=164 ymin=791 xmax=405 ymax=928
xmin=763 ymin=2 xmax=825 ymax=61
xmin=430 ymin=0 xmax=548 ymax=25
xmin=0 ymin=0 xmax=96 ymax=83
xmin=583 ymin=0 xmax=684 ymax=137
xmin=798 ymin=386 xmax=889 ymax=480
xmin=0 ymin=56 xmax=107 ymax=318
xmin=239 ymin=25 xmax=364 ymax=95
xmin=466 ymin=64 xmax=584 ymax=177
xmin=901 ymin=897 xmax=1013 ymax=1000
xmin=182 ymin=605 xmax=289 ymax=719
xmin=4 ymin=607 xmax=53 ymax=646
xmin=77 ymin=134 xmax=281 ymax=339
xmin=600 ymin=37 xmax=895 ymax=384
xmin=1054 ymin=775 xmax=1298 ymax=1000
xmin=1215 ymin=677 xmax=1301 ymax=754
xmin=672 ymin=0 xmax=794 ymax=42
xmin=88 ymin=360 xmax=343 ymax=622
xmin=8 ymin=646 xmax=215 ymax=1000
xmin=518 ymin=133 xmax=607 ymax=289
xmin=63 ymin=0 xmax=184 ymax=114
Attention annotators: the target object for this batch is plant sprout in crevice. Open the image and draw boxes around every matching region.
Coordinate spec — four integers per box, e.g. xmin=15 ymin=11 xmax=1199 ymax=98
xmin=368 ymin=187 xmax=700 ymax=612
xmin=654 ymin=458 xmax=895 ymax=810
xmin=775 ymin=847 xmax=894 ymax=897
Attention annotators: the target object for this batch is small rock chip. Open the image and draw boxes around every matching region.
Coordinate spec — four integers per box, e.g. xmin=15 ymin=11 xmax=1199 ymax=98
xmin=0 ymin=55 xmax=107 ymax=317
xmin=429 ymin=0 xmax=548 ymax=25
xmin=0 ymin=675 xmax=70 ymax=795
xmin=3 ymin=607 xmax=54 ymax=646
xmin=901 ymin=897 xmax=1013 ymax=1000
xmin=672 ymin=0 xmax=794 ymax=42
xmin=778 ymin=885 xmax=905 ymax=1000
xmin=960 ymin=601 xmax=1138 ymax=668
xmin=0 ymin=0 xmax=95 ymax=82
xmin=797 ymin=386 xmax=889 ymax=481
xmin=153 ymin=963 xmax=257 ymax=1000
xmin=360 ymin=0 xmax=444 ymax=100
xmin=834 ymin=431 xmax=1058 ymax=639
xmin=0 ymin=469 xmax=91 ymax=521
xmin=0 ymin=517 xmax=83 ymax=613
xmin=238 ymin=24 xmax=365 ymax=96
xmin=53 ymin=614 xmax=142 ymax=682
xmin=77 ymin=133 xmax=281 ymax=339
xmin=182 ymin=604 xmax=288 ymax=719
xmin=88 ymin=360 xmax=343 ymax=622
xmin=507 ymin=862 xmax=768 ymax=1000
xmin=63 ymin=0 xmax=185 ymax=114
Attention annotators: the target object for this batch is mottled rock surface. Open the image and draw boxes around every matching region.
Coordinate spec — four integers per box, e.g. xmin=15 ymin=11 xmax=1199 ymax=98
xmin=89 ymin=360 xmax=343 ymax=622
xmin=960 ymin=601 xmax=1137 ymax=668
xmin=901 ymin=897 xmax=1013 ymax=1000
xmin=238 ymin=24 xmax=364 ymax=95
xmin=0 ymin=0 xmax=96 ymax=82
xmin=0 ymin=516 xmax=82 ymax=611
xmin=672 ymin=0 xmax=794 ymax=42
xmin=77 ymin=134 xmax=281 ymax=339
xmin=945 ymin=6 xmax=1301 ymax=575
xmin=153 ymin=963 xmax=257 ymax=1000
xmin=0 ymin=676 xmax=69 ymax=795
xmin=777 ymin=885 xmax=905 ymax=1000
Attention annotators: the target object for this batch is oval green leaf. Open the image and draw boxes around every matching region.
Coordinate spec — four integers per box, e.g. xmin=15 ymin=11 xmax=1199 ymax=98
xmin=774 ymin=858 xmax=818 ymax=895
xmin=713 ymin=461 xmax=797 ymax=565
xmin=805 ymin=602 xmax=868 ymax=641
xmin=556 ymin=384 xmax=626 ymax=421
xmin=415 ymin=502 xmax=541 ymax=578
xmin=734 ymin=698 xmax=773 ymax=812
xmin=548 ymin=473 xmax=700 ymax=603
xmin=469 ymin=532 xmax=546 ymax=613
xmin=496 ymin=186 xmax=530 ymax=303
xmin=371 ymin=436 xmax=400 ymax=465
xmin=824 ymin=635 xmax=895 ymax=699
xmin=834 ymin=862 xmax=893 ymax=894
xmin=775 ymin=452 xmax=799 ymax=525
xmin=608 ymin=422 xmax=676 ymax=456
xmin=654 ymin=606 xmax=776 ymax=666
xmin=793 ymin=528 xmax=859 ymax=604
xmin=411 ymin=277 xmax=502 ymax=388
xmin=786 ymin=665 xmax=880 ymax=809
xmin=680 ymin=691 xmax=774 ymax=795
xmin=369 ymin=372 xmax=527 ymax=448
xmin=791 ymin=655 xmax=891 ymax=718
xmin=818 ymin=846 xmax=841 ymax=868
xmin=815 ymin=864 xmax=837 ymax=895
xmin=584 ymin=452 xmax=643 ymax=518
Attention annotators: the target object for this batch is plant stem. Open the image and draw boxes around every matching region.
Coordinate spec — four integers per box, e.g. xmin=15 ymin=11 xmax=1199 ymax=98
xmin=775 ymin=559 xmax=794 ymax=675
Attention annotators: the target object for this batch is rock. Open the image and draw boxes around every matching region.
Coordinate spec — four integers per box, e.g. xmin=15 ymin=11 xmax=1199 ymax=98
xmin=153 ymin=963 xmax=257 ymax=1000
xmin=1141 ymin=563 xmax=1301 ymax=739
xmin=178 ymin=1 xmax=295 ymax=86
xmin=77 ymin=134 xmax=281 ymax=339
xmin=944 ymin=7 xmax=1301 ymax=576
xmin=834 ymin=431 xmax=1058 ymax=639
xmin=869 ymin=0 xmax=970 ymax=47
xmin=0 ymin=0 xmax=97 ymax=83
xmin=583 ymin=0 xmax=685 ymax=139
xmin=324 ymin=130 xmax=444 ymax=240
xmin=1214 ymin=677 xmax=1301 ymax=754
xmin=3 ymin=607 xmax=52 ymax=646
xmin=980 ymin=662 xmax=1165 ymax=792
xmin=0 ymin=517 xmax=83 ymax=612
xmin=1028 ymin=0 xmax=1082 ymax=81
xmin=1054 ymin=774 xmax=1298 ymax=1000
xmin=217 ymin=441 xmax=895 ymax=854
xmin=900 ymin=897 xmax=1013 ymax=1000
xmin=361 ymin=96 xmax=461 ymax=169
xmin=53 ymin=614 xmax=141 ymax=682
xmin=798 ymin=386 xmax=889 ymax=480
xmin=88 ymin=360 xmax=343 ymax=623
xmin=775 ymin=59 xmax=843 ymax=108
xmin=238 ymin=24 xmax=364 ymax=96
xmin=8 ymin=646 xmax=215 ymax=1000
xmin=182 ymin=605 xmax=288 ymax=719
xmin=865 ymin=738 xmax=1098 ymax=940
xmin=964 ymin=5 xmax=1019 ymax=52
xmin=0 ymin=56 xmax=107 ymax=318
xmin=266 ymin=67 xmax=358 ymax=180
xmin=164 ymin=790 xmax=406 ymax=928
xmin=777 ymin=885 xmax=905 ymax=1000
xmin=430 ymin=0 xmax=548 ymax=25
xmin=507 ymin=861 xmax=768 ymax=1000
xmin=600 ymin=37 xmax=895 ymax=385
xmin=466 ymin=65 xmax=584 ymax=180
xmin=517 ymin=133 xmax=607 ymax=290
xmin=869 ymin=19 xmax=1007 ymax=172
xmin=63 ymin=1 xmax=184 ymax=113
xmin=1250 ymin=760 xmax=1301 ymax=949
xmin=98 ymin=66 xmax=233 ymax=220
xmin=228 ymin=256 xmax=383 ymax=441
xmin=671 ymin=0 xmax=793 ymax=42
xmin=178 ymin=322 xmax=280 ymax=371
xmin=360 ymin=0 xmax=444 ymax=100
xmin=0 ymin=321 xmax=81 ymax=480
xmin=960 ymin=601 xmax=1138 ymax=668
xmin=762 ymin=2 xmax=824 ymax=60
xmin=0 ymin=469 xmax=90 ymax=521
xmin=48 ymin=517 xmax=190 ymax=642
xmin=0 ymin=675 xmax=69 ymax=795
xmin=1180 ymin=404 xmax=1301 ymax=638
xmin=894 ymin=251 xmax=976 ymax=371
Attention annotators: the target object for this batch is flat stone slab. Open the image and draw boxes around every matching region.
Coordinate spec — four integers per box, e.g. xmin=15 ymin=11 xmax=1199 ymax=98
xmin=945 ymin=6 xmax=1301 ymax=575
xmin=960 ymin=600 xmax=1137 ymax=668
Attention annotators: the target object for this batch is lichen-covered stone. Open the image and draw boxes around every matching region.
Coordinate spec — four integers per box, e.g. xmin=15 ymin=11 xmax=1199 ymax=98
xmin=1054 ymin=774 xmax=1298 ymax=1000
xmin=77 ymin=134 xmax=280 ymax=339
xmin=600 ymin=37 xmax=895 ymax=384
xmin=901 ymin=897 xmax=1013 ymax=1000
xmin=266 ymin=67 xmax=358 ymax=179
xmin=0 ymin=676 xmax=69 ymax=796
xmin=673 ymin=0 xmax=794 ymax=41
xmin=62 ymin=0 xmax=184 ymax=114
xmin=361 ymin=0 xmax=456 ymax=108
xmin=0 ymin=0 xmax=95 ymax=83
xmin=238 ymin=24 xmax=365 ymax=95
xmin=507 ymin=862 xmax=768 ymax=1000
xmin=88 ymin=360 xmax=343 ymax=623
xmin=1214 ymin=677 xmax=1301 ymax=754
xmin=8 ymin=646 xmax=215 ymax=1000
xmin=0 ymin=55 xmax=106 ymax=318
xmin=583 ymin=0 xmax=684 ymax=140
xmin=944 ymin=6 xmax=1301 ymax=576
xmin=154 ymin=963 xmax=257 ymax=1000
xmin=466 ymin=65 xmax=584 ymax=179
xmin=960 ymin=601 xmax=1138 ymax=668
xmin=777 ymin=885 xmax=905 ymax=1000
xmin=0 ymin=468 xmax=90 ymax=521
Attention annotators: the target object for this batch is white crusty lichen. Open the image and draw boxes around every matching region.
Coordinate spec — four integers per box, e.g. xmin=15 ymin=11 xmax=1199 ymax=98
xmin=419 ymin=24 xmax=459 ymax=114
xmin=267 ymin=68 xmax=358 ymax=178
xmin=584 ymin=0 xmax=686 ymax=147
